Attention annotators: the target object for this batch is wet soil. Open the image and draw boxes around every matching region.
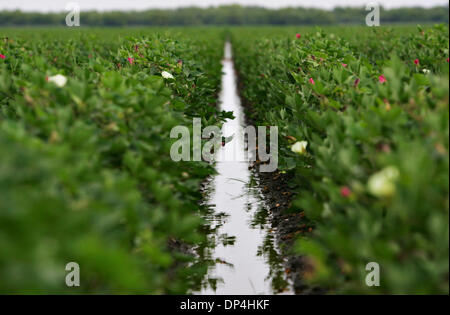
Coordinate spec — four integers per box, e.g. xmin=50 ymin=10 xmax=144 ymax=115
xmin=254 ymin=170 xmax=324 ymax=295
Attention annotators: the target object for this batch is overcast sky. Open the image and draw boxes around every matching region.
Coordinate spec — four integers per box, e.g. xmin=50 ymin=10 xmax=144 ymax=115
xmin=0 ymin=0 xmax=448 ymax=12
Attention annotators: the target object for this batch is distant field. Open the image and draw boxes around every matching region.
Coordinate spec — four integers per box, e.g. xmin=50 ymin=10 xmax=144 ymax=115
xmin=0 ymin=24 xmax=430 ymax=36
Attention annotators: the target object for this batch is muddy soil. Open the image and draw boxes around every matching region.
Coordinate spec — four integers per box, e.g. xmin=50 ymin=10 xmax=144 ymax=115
xmin=254 ymin=169 xmax=324 ymax=295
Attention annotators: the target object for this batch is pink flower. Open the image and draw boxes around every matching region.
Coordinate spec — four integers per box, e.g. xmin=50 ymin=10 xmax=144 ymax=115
xmin=447 ymin=58 xmax=449 ymax=63
xmin=0 ymin=54 xmax=5 ymax=59
xmin=342 ymin=63 xmax=348 ymax=67
xmin=379 ymin=75 xmax=387 ymax=84
xmin=340 ymin=186 xmax=352 ymax=198
xmin=414 ymin=59 xmax=419 ymax=65
xmin=127 ymin=57 xmax=134 ymax=65
xmin=309 ymin=78 xmax=315 ymax=85
xmin=296 ymin=33 xmax=301 ymax=39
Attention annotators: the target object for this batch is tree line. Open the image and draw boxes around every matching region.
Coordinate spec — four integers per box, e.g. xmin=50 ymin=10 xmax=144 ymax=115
xmin=0 ymin=6 xmax=448 ymax=26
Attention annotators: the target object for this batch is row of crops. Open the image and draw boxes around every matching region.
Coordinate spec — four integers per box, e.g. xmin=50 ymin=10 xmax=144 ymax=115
xmin=0 ymin=25 xmax=449 ymax=294
xmin=231 ymin=25 xmax=449 ymax=294
xmin=0 ymin=29 xmax=228 ymax=293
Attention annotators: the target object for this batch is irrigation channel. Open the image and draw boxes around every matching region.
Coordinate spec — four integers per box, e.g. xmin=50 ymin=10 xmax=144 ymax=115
xmin=195 ymin=43 xmax=293 ymax=295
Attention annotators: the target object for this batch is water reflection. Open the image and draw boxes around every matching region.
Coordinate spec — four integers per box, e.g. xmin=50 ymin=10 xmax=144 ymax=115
xmin=192 ymin=42 xmax=292 ymax=295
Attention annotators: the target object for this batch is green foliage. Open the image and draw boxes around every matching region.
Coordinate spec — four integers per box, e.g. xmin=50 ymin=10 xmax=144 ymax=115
xmin=0 ymin=29 xmax=225 ymax=293
xmin=232 ymin=25 xmax=449 ymax=294
xmin=1 ymin=25 xmax=448 ymax=295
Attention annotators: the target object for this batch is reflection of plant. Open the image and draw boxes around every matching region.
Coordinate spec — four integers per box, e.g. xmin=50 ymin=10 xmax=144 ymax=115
xmin=219 ymin=235 xmax=237 ymax=247
xmin=192 ymin=200 xmax=228 ymax=293
xmin=250 ymin=178 xmax=292 ymax=294
xmin=257 ymin=233 xmax=291 ymax=294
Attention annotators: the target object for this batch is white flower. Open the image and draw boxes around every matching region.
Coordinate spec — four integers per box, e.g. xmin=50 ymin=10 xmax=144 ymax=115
xmin=422 ymin=69 xmax=430 ymax=74
xmin=367 ymin=166 xmax=400 ymax=198
xmin=48 ymin=74 xmax=67 ymax=87
xmin=291 ymin=141 xmax=308 ymax=155
xmin=161 ymin=71 xmax=174 ymax=79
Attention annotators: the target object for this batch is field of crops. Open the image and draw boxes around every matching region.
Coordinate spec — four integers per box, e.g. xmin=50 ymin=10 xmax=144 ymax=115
xmin=232 ymin=25 xmax=449 ymax=294
xmin=0 ymin=28 xmax=229 ymax=293
xmin=0 ymin=25 xmax=448 ymax=294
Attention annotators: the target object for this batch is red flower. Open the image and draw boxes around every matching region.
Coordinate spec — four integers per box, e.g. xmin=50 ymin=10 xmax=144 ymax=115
xmin=342 ymin=63 xmax=348 ymax=67
xmin=309 ymin=78 xmax=315 ymax=85
xmin=0 ymin=54 xmax=5 ymax=59
xmin=127 ymin=57 xmax=134 ymax=65
xmin=340 ymin=186 xmax=352 ymax=198
xmin=354 ymin=78 xmax=361 ymax=87
xmin=414 ymin=59 xmax=419 ymax=65
xmin=296 ymin=33 xmax=301 ymax=39
xmin=447 ymin=58 xmax=449 ymax=63
xmin=379 ymin=75 xmax=387 ymax=84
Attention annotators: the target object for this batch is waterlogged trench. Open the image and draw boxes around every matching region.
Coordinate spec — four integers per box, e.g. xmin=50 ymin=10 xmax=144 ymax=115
xmin=196 ymin=43 xmax=292 ymax=295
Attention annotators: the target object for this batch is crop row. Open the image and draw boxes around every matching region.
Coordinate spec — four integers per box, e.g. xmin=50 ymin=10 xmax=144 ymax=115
xmin=231 ymin=25 xmax=449 ymax=294
xmin=0 ymin=30 xmax=226 ymax=293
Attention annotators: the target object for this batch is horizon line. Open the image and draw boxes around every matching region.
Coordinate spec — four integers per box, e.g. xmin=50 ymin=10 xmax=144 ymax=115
xmin=0 ymin=4 xmax=448 ymax=14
